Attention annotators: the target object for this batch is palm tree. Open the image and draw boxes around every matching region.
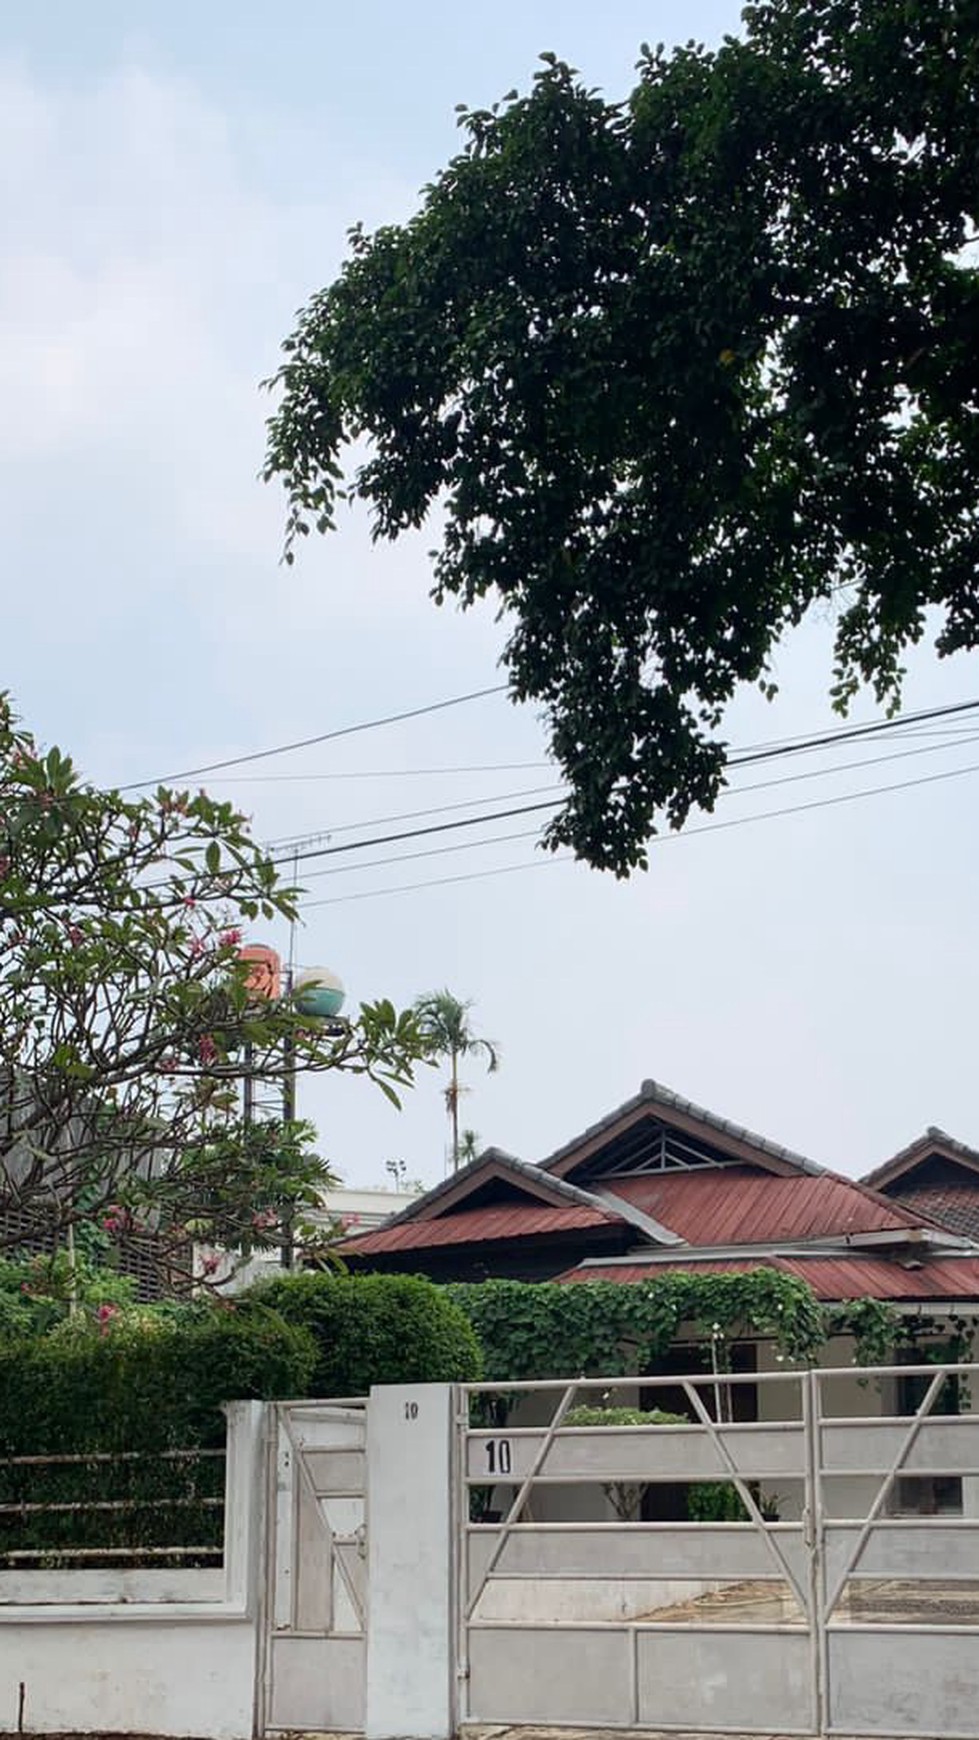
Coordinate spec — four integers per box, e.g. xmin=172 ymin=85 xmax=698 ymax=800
xmin=458 ymin=1129 xmax=481 ymax=1167
xmin=412 ymin=991 xmax=499 ymax=1172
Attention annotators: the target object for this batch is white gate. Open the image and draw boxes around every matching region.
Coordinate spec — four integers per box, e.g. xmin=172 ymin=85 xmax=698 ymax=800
xmin=262 ymin=1401 xmax=368 ymax=1734
xmin=813 ymin=1361 xmax=979 ymax=1738
xmin=458 ymin=1364 xmax=979 ymax=1737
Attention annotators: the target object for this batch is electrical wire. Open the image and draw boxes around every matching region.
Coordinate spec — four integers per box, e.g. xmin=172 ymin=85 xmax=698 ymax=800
xmin=124 ymin=691 xmax=979 ymax=792
xmin=284 ymin=799 xmax=562 ymax=864
xmin=725 ymin=698 xmax=979 ymax=770
xmin=121 ymin=684 xmax=509 ymax=790
xmin=264 ymin=782 xmax=563 ymax=848
xmin=276 ymin=725 xmax=979 ymax=874
xmin=300 ymin=755 xmax=979 ymax=907
xmin=727 ymin=697 xmax=979 ymax=759
xmin=290 ymin=730 xmax=979 ymax=890
xmin=302 ymin=827 xmax=544 ymax=881
xmin=138 ymin=697 xmax=979 ymax=890
xmin=202 ymin=761 xmax=553 ymax=783
xmin=262 ymin=706 xmax=979 ymax=863
xmin=303 ymin=852 xmax=573 ymax=909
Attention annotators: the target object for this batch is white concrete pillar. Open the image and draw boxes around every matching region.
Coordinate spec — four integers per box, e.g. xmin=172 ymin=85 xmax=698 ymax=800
xmin=365 ymin=1384 xmax=455 ymax=1740
xmin=220 ymin=1400 xmax=266 ymax=1611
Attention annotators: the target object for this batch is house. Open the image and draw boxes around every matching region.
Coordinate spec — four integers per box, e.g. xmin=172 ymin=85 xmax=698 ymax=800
xmin=341 ymin=1078 xmax=979 ymax=1314
xmin=342 ymin=1079 xmax=979 ymax=1523
xmin=863 ymin=1127 xmax=979 ymax=1242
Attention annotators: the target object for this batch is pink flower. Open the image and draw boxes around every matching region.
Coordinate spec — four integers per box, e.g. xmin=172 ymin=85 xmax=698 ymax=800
xmin=188 ymin=933 xmax=206 ymax=960
xmin=182 ymin=895 xmax=196 ymax=909
xmin=251 ymin=1209 xmax=277 ymax=1232
xmin=218 ymin=927 xmax=242 ymax=948
xmin=198 ymin=1034 xmax=218 ymax=1066
xmin=200 ymin=1253 xmax=221 ymax=1277
xmin=96 ymin=1302 xmax=120 ymax=1336
xmin=67 ymin=925 xmax=83 ymax=947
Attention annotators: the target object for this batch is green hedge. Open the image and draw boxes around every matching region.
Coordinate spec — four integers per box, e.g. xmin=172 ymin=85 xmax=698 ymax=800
xmin=0 ymin=1303 xmax=315 ymax=1563
xmin=251 ymin=1272 xmax=483 ymax=1395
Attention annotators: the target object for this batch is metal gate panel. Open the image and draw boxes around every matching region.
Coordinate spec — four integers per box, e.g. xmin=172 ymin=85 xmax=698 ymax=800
xmin=459 ymin=1368 xmax=817 ymax=1733
xmin=264 ymin=1401 xmax=367 ymax=1735
xmin=468 ymin=1625 xmax=635 ymax=1726
xmin=827 ymin=1630 xmax=979 ymax=1739
xmin=636 ymin=1628 xmax=814 ymax=1732
xmin=459 ymin=1363 xmax=979 ymax=1737
xmin=814 ymin=1362 xmax=979 ymax=1740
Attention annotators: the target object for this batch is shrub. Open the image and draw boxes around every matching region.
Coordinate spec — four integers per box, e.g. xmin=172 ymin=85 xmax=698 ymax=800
xmin=564 ymin=1405 xmax=687 ymax=1427
xmin=687 ymin=1481 xmax=750 ymax=1522
xmin=0 ymin=1302 xmax=315 ymax=1562
xmin=251 ymin=1271 xmax=482 ymax=1395
xmin=0 ymin=1301 xmax=316 ymax=1456
xmin=0 ymin=1254 xmax=137 ymax=1339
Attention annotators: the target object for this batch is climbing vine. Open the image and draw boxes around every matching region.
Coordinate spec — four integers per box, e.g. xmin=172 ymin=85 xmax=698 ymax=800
xmin=445 ymin=1274 xmax=959 ymax=1381
xmin=823 ymin=1298 xmax=903 ymax=1368
xmin=446 ymin=1271 xmax=827 ymax=1381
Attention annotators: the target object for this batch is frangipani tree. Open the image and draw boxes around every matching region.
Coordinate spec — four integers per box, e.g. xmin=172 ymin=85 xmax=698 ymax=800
xmin=0 ymin=694 xmax=427 ymax=1282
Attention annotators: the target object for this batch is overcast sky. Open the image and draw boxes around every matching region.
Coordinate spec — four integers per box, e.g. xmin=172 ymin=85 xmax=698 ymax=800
xmin=4 ymin=1 xmax=978 ymax=1192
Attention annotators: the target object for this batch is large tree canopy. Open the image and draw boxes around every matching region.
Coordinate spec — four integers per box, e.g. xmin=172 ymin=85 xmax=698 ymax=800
xmin=265 ymin=0 xmax=979 ymax=874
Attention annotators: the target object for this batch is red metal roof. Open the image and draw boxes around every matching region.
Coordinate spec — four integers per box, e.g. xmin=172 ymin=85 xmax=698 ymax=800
xmin=558 ymin=1253 xmax=979 ymax=1302
xmin=603 ymin=1166 xmax=927 ymax=1245
xmin=342 ymin=1200 xmax=621 ymax=1255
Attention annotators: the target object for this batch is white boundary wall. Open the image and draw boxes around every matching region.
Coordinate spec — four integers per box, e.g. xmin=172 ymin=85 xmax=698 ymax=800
xmin=0 ymin=1403 xmax=265 ymax=1740
xmin=4 ymin=1370 xmax=979 ymax=1740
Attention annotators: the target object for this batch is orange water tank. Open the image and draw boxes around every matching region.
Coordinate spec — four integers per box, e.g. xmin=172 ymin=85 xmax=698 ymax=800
xmin=238 ymin=943 xmax=282 ymax=1002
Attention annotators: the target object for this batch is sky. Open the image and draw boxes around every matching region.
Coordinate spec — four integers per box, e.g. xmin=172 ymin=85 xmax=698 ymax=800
xmin=3 ymin=1 xmax=978 ymax=1193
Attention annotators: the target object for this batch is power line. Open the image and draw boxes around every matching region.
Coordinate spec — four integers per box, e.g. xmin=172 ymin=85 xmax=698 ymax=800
xmin=202 ymin=760 xmax=553 ymax=783
xmin=292 ymin=731 xmax=979 ymax=890
xmin=140 ymin=696 xmax=979 ymax=890
xmin=301 ymin=755 xmax=979 ymax=907
xmin=726 ymin=697 xmax=979 ymax=770
xmin=125 ymin=690 xmax=979 ymax=793
xmin=121 ymin=684 xmax=509 ymax=790
xmin=284 ymin=799 xmax=562 ymax=865
xmin=266 ymin=692 xmax=979 ymax=856
xmin=265 ymin=782 xmax=563 ymax=849
xmin=240 ymin=723 xmax=979 ymax=882
xmin=723 ymin=731 xmax=979 ymax=802
xmin=283 ymin=724 xmax=979 ymax=874
xmin=302 ymin=826 xmax=543 ymax=882
xmin=303 ymin=852 xmax=573 ymax=909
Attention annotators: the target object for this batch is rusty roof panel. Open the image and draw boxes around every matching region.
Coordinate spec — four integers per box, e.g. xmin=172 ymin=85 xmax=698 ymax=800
xmin=342 ymin=1200 xmax=620 ymax=1254
xmin=603 ymin=1167 xmax=929 ymax=1244
xmin=558 ymin=1252 xmax=979 ymax=1301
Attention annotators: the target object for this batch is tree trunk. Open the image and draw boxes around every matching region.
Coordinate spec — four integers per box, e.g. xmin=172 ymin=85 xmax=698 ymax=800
xmin=450 ymin=1051 xmax=460 ymax=1171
